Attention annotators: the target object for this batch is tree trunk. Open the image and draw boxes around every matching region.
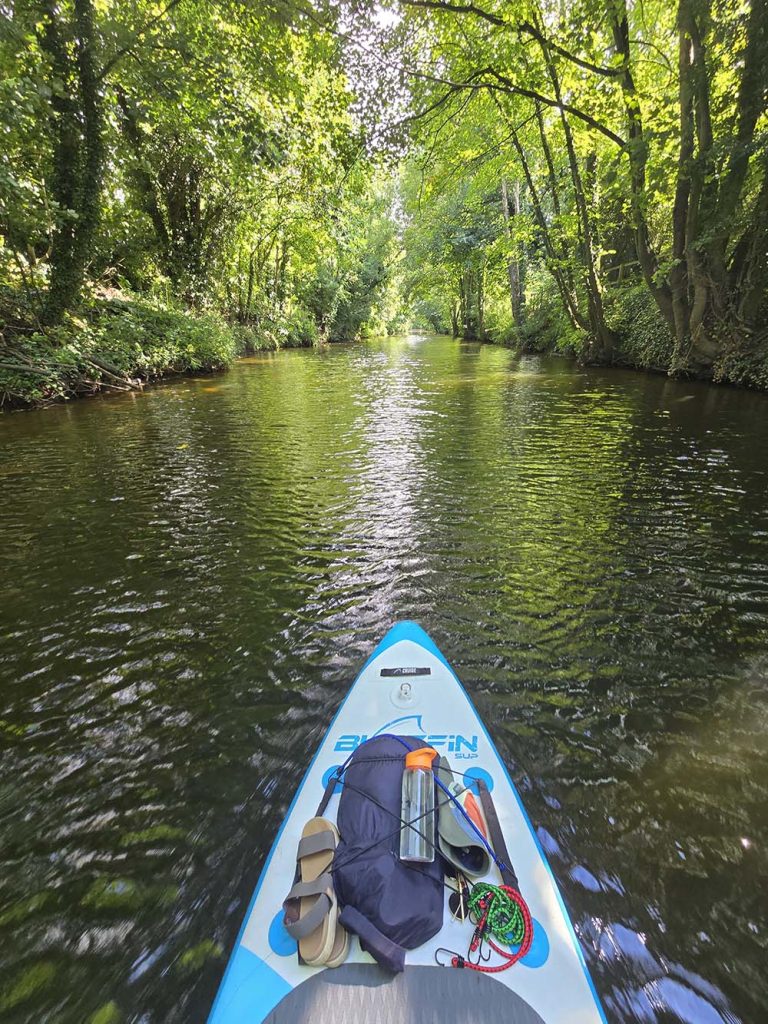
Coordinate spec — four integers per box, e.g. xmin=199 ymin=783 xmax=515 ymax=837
xmin=501 ymin=177 xmax=524 ymax=330
xmin=731 ymin=153 xmax=768 ymax=323
xmin=609 ymin=0 xmax=675 ymax=331
xmin=535 ymin=19 xmax=616 ymax=359
xmin=276 ymin=238 xmax=289 ymax=309
xmin=502 ymin=101 xmax=586 ymax=332
xmin=41 ymin=0 xmax=104 ymax=324
xmin=246 ymin=249 xmax=256 ymax=320
xmin=116 ymin=88 xmax=173 ymax=276
xmin=708 ymin=0 xmax=767 ymax=276
xmin=512 ymin=181 xmax=525 ymax=320
xmin=533 ymin=101 xmax=579 ymax=305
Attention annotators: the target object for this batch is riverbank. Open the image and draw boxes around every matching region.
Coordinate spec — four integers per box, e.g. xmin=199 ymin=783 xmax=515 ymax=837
xmin=481 ymin=284 xmax=768 ymax=391
xmin=0 ymin=293 xmax=309 ymax=410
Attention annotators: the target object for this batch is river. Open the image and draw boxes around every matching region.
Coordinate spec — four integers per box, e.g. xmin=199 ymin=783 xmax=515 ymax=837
xmin=1 ymin=336 xmax=767 ymax=1023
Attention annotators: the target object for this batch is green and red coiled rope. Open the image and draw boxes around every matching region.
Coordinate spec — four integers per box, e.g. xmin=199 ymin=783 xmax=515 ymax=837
xmin=437 ymin=881 xmax=533 ymax=973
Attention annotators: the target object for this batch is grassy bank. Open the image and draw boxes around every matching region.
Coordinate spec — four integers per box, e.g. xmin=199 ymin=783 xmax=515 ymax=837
xmin=0 ymin=292 xmax=302 ymax=410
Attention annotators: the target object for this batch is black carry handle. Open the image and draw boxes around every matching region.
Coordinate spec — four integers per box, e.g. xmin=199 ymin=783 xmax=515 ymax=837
xmin=475 ymin=778 xmax=519 ymax=892
xmin=315 ymin=770 xmax=339 ymax=818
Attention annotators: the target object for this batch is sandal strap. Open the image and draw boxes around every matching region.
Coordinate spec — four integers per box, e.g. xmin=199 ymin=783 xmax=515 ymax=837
xmin=285 ymin=872 xmax=333 ymax=900
xmin=283 ymin=890 xmax=334 ymax=940
xmin=297 ymin=830 xmax=337 ymax=860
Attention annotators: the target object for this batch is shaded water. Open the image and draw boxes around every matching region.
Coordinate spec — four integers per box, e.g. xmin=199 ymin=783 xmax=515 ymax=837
xmin=1 ymin=336 xmax=767 ymax=1023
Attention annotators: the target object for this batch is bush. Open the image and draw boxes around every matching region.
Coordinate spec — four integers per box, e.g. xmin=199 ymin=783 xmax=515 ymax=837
xmin=713 ymin=333 xmax=768 ymax=389
xmin=481 ymin=266 xmax=583 ymax=355
xmin=232 ymin=325 xmax=279 ymax=354
xmin=94 ymin=298 xmax=238 ymax=375
xmin=284 ymin=305 xmax=320 ymax=347
xmin=610 ymin=283 xmax=674 ymax=369
xmin=0 ymin=293 xmax=240 ymax=408
xmin=231 ymin=304 xmax=320 ymax=352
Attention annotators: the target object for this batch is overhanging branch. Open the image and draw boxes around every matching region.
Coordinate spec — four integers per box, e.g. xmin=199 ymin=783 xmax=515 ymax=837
xmin=400 ymin=2 xmax=621 ymax=77
xmin=406 ymin=65 xmax=626 ymax=147
xmin=99 ymin=0 xmax=185 ymax=81
xmin=400 ymin=0 xmax=505 ymax=27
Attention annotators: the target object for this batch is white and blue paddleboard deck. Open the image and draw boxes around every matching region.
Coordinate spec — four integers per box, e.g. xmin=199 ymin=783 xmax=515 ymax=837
xmin=208 ymin=622 xmax=606 ymax=1024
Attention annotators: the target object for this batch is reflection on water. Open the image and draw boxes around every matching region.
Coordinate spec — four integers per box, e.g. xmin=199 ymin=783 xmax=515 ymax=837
xmin=1 ymin=337 xmax=767 ymax=1023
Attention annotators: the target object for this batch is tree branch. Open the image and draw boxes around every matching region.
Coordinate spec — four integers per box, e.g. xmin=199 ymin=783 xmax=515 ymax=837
xmin=518 ymin=21 xmax=620 ymax=78
xmin=482 ymin=68 xmax=626 ymax=147
xmin=99 ymin=0 xmax=185 ymax=81
xmin=400 ymin=0 xmax=505 ymax=27
xmin=400 ymin=2 xmax=621 ymax=76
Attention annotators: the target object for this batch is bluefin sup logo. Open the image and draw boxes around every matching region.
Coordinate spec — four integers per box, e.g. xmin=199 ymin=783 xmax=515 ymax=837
xmin=333 ymin=714 xmax=479 ymax=758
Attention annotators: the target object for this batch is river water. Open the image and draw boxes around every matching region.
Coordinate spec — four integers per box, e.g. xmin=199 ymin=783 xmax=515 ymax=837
xmin=1 ymin=336 xmax=767 ymax=1023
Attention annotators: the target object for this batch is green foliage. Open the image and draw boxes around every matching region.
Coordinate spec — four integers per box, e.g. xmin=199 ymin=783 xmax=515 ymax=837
xmin=611 ymin=285 xmax=675 ymax=370
xmin=1 ymin=0 xmax=400 ymax=405
xmin=93 ymin=300 xmax=237 ymax=375
xmin=2 ymin=0 xmax=766 ymax=396
xmin=510 ymin=269 xmax=580 ymax=355
xmin=384 ymin=0 xmax=768 ymax=381
xmin=713 ymin=337 xmax=768 ymax=390
xmin=0 ymin=294 xmax=240 ymax=407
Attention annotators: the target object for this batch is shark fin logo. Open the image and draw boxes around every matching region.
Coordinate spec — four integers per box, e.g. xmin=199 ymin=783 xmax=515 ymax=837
xmin=373 ymin=714 xmax=425 ymax=737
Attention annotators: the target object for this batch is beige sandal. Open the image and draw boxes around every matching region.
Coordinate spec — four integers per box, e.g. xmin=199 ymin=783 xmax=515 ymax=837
xmin=283 ymin=818 xmax=347 ymax=967
xmin=325 ymin=911 xmax=350 ymax=968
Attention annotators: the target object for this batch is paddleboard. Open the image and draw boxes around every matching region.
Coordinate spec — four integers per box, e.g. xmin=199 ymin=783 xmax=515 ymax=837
xmin=208 ymin=622 xmax=606 ymax=1023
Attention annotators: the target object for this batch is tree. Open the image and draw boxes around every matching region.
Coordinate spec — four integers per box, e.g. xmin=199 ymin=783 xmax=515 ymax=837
xmin=38 ymin=0 xmax=103 ymax=323
xmin=380 ymin=0 xmax=768 ymax=377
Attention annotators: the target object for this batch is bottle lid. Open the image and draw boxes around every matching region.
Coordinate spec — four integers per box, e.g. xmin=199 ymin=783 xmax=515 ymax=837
xmin=405 ymin=746 xmax=438 ymax=770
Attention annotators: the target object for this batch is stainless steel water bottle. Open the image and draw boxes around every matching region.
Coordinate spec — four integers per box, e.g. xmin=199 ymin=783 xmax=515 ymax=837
xmin=399 ymin=746 xmax=438 ymax=863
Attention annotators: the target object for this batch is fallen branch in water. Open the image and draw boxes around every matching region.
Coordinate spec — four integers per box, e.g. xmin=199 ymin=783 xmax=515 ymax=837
xmin=85 ymin=355 xmax=142 ymax=389
xmin=80 ymin=378 xmax=133 ymax=392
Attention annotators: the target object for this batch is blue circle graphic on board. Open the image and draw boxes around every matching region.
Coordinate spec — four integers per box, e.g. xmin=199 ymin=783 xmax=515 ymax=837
xmin=463 ymin=766 xmax=494 ymax=793
xmin=322 ymin=766 xmax=343 ymax=794
xmin=507 ymin=917 xmax=549 ymax=968
xmin=268 ymin=909 xmax=297 ymax=957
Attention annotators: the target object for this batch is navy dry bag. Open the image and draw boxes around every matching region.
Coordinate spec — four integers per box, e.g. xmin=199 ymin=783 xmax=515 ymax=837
xmin=331 ymin=735 xmax=444 ymax=972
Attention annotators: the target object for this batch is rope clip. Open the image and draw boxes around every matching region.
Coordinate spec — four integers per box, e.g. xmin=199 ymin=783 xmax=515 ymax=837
xmin=434 ymin=947 xmax=463 ymax=968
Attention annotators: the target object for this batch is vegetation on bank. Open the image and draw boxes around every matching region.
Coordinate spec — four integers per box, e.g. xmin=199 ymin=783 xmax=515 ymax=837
xmin=391 ymin=0 xmax=768 ymax=387
xmin=479 ymin=277 xmax=768 ymax=391
xmin=0 ymin=283 xmax=396 ymax=408
xmin=1 ymin=1 xmax=404 ymax=408
xmin=0 ymin=292 xmax=245 ymax=407
xmin=2 ymin=0 xmax=766 ymax=404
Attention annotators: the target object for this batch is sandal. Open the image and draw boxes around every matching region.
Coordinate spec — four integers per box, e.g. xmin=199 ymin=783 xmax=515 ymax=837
xmin=325 ymin=912 xmax=350 ymax=968
xmin=282 ymin=818 xmax=347 ymax=966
